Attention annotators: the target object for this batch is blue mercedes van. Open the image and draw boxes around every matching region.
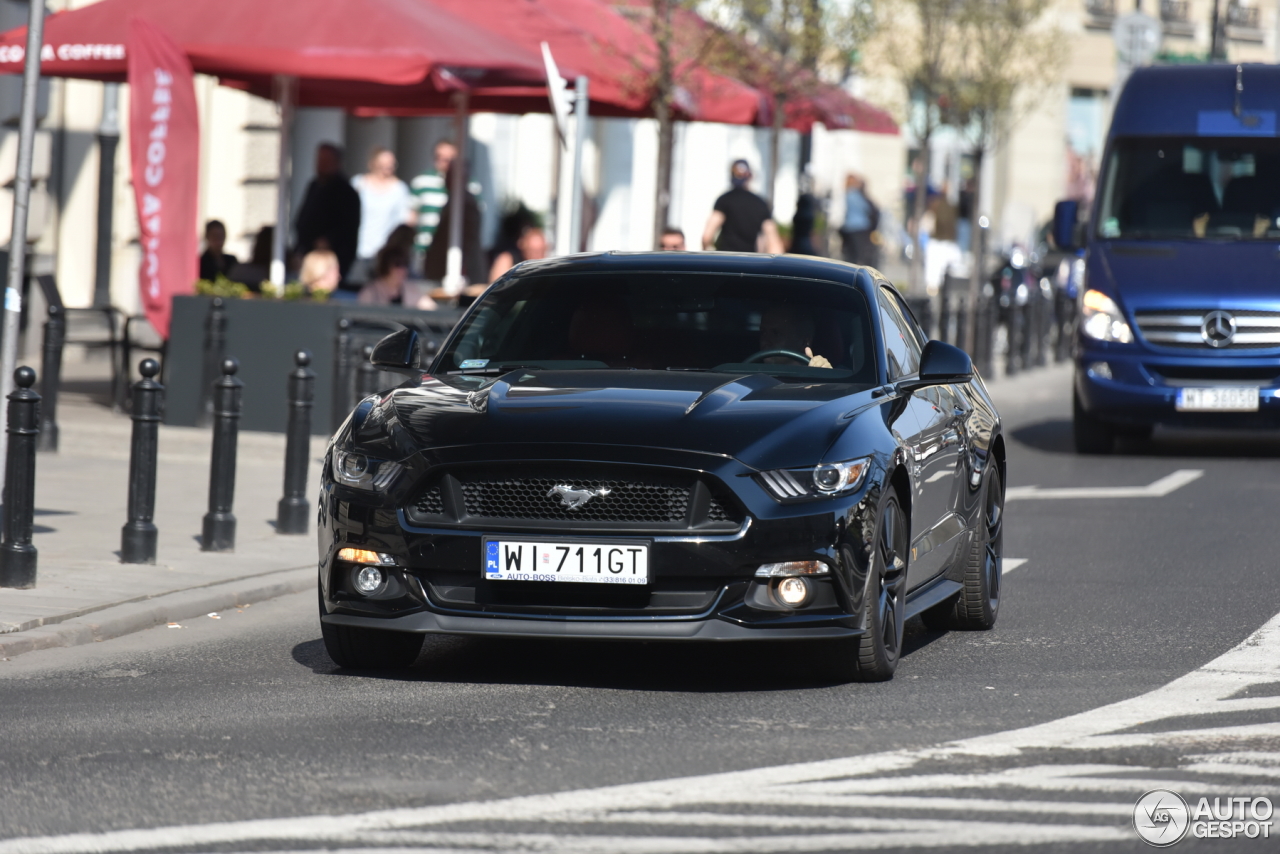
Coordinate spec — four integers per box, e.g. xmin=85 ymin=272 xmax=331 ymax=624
xmin=1056 ymin=64 xmax=1280 ymax=453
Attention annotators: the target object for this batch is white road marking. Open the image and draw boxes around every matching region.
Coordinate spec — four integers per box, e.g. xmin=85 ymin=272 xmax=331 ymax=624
xmin=1003 ymin=558 xmax=1027 ymax=573
xmin=1006 ymin=468 xmax=1203 ymax=500
xmin=3 ymin=605 xmax=1279 ymax=853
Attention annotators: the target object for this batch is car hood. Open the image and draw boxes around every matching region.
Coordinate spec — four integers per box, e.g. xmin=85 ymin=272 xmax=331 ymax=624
xmin=388 ymin=370 xmax=873 ymax=472
xmin=1095 ymin=241 xmax=1280 ymax=311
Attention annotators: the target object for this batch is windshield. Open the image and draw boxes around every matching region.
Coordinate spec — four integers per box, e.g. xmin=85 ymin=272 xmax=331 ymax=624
xmin=1098 ymin=136 xmax=1280 ymax=241
xmin=434 ymin=271 xmax=875 ymax=383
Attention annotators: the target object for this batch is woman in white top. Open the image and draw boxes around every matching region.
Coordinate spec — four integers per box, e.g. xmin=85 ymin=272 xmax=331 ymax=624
xmin=351 ymin=148 xmax=413 ymax=284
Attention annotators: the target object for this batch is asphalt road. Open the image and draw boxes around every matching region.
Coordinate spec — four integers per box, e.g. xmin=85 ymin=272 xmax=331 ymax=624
xmin=2 ymin=363 xmax=1279 ymax=851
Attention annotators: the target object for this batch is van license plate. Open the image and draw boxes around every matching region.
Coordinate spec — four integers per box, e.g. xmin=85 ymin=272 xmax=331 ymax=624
xmin=1176 ymin=387 xmax=1259 ymax=412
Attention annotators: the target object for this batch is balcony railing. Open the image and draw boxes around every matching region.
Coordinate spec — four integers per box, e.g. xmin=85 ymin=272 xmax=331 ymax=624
xmin=1160 ymin=0 xmax=1189 ymax=22
xmin=1085 ymin=0 xmax=1116 ymax=20
xmin=1227 ymin=1 xmax=1260 ymax=29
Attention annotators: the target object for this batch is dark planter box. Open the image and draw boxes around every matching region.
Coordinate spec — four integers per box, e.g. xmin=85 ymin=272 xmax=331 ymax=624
xmin=165 ymin=296 xmax=462 ymax=435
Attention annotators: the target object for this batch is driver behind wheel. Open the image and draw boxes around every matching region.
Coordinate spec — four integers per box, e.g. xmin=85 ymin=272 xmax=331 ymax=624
xmin=758 ymin=304 xmax=832 ymax=368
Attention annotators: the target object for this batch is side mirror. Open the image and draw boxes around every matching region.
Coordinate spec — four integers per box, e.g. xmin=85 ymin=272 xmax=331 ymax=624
xmin=1053 ymin=200 xmax=1079 ymax=250
xmin=369 ymin=328 xmax=421 ymax=374
xmin=900 ymin=340 xmax=973 ymax=391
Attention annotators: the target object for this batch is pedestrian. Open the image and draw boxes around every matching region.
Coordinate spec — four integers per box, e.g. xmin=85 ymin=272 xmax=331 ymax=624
xmin=488 ymin=224 xmax=548 ymax=283
xmin=351 ymin=147 xmax=414 ymax=287
xmin=198 ymin=219 xmax=238 ymax=281
xmin=227 ymin=226 xmax=273 ymax=292
xmin=658 ymin=227 xmax=686 ymax=250
xmin=790 ymin=183 xmax=820 ymax=256
xmin=357 ymin=245 xmax=437 ymax=309
xmin=294 ymin=142 xmax=361 ymax=288
xmin=701 ymin=159 xmax=784 ymax=254
xmin=410 ymin=140 xmax=456 ymax=259
xmin=839 ymin=174 xmax=880 ymax=266
xmin=423 ymin=162 xmax=485 ymax=291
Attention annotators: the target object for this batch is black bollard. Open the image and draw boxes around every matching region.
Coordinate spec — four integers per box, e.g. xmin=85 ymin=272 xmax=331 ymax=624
xmin=37 ymin=303 xmax=64 ymax=452
xmin=121 ymin=359 xmax=163 ymax=564
xmin=201 ymin=358 xmax=242 ymax=552
xmin=332 ymin=317 xmax=353 ymax=430
xmin=276 ymin=350 xmax=314 ymax=535
xmin=357 ymin=344 xmax=380 ymax=399
xmin=0 ymin=367 xmax=40 ymax=588
xmin=197 ymin=297 xmax=226 ymax=427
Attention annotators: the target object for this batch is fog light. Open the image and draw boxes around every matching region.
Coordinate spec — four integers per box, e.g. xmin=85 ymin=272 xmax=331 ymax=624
xmin=775 ymin=576 xmax=811 ymax=607
xmin=1087 ymin=361 xmax=1113 ymax=380
xmin=755 ymin=560 xmax=829 ymax=577
xmin=354 ymin=566 xmax=385 ymax=595
xmin=337 ymin=547 xmax=394 ymax=565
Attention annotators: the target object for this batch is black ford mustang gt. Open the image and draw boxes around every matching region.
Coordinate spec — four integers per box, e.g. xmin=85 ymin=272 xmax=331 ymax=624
xmin=318 ymin=252 xmax=1005 ymax=681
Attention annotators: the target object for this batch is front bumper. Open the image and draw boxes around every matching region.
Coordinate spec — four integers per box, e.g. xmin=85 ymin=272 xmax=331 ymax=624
xmin=1076 ymin=343 xmax=1280 ymax=429
xmin=318 ymin=473 xmax=884 ymax=641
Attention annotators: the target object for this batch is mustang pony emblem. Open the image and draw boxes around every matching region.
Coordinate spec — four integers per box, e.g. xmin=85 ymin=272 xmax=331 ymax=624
xmin=547 ymin=484 xmax=611 ymax=510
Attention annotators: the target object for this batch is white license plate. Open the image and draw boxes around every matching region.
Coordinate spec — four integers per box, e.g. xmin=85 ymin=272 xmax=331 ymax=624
xmin=483 ymin=539 xmax=649 ymax=584
xmin=1176 ymin=387 xmax=1260 ymax=412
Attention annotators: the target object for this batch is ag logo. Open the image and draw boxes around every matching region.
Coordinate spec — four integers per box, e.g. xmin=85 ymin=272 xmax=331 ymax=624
xmin=1134 ymin=789 xmax=1190 ymax=846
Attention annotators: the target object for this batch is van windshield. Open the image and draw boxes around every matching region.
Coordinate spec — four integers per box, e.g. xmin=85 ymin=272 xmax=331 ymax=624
xmin=1097 ymin=136 xmax=1280 ymax=240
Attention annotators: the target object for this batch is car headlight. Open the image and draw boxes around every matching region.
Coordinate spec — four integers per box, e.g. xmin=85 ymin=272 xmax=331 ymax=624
xmin=757 ymin=457 xmax=870 ymax=501
xmin=1080 ymin=289 xmax=1133 ymax=344
xmin=331 ymin=449 xmax=404 ymax=492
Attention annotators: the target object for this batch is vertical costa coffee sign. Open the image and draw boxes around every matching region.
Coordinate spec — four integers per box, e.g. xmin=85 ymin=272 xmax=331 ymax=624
xmin=127 ymin=17 xmax=197 ymax=338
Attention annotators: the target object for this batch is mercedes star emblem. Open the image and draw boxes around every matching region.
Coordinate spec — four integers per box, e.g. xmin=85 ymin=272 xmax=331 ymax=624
xmin=1201 ymin=310 xmax=1237 ymax=348
xmin=547 ymin=484 xmax=612 ymax=511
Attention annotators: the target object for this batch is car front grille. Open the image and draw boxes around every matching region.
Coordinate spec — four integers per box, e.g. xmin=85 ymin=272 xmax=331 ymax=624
xmin=406 ymin=467 xmax=741 ymax=532
xmin=1134 ymin=309 xmax=1280 ymax=350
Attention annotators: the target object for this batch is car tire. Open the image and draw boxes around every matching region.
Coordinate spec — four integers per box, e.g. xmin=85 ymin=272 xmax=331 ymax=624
xmin=939 ymin=465 xmax=1004 ymax=631
xmin=1073 ymin=388 xmax=1115 ymax=454
xmin=829 ymin=489 xmax=908 ymax=683
xmin=319 ymin=589 xmax=423 ymax=669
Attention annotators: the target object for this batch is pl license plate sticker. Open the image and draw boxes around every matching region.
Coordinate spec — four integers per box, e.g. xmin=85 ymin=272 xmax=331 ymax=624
xmin=1176 ymin=387 xmax=1260 ymax=412
xmin=484 ymin=539 xmax=649 ymax=584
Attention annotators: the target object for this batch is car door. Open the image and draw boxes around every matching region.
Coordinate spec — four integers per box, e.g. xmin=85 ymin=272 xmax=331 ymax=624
xmin=876 ymin=287 xmax=958 ymax=590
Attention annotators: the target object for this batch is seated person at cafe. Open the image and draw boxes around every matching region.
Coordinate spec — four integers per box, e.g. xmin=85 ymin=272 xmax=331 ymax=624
xmin=299 ymin=249 xmax=341 ymax=295
xmin=358 ymin=245 xmax=438 ymax=309
xmin=198 ymin=219 xmax=238 ymax=281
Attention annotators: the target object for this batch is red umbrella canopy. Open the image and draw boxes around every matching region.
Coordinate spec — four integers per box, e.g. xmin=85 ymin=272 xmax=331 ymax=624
xmin=356 ymin=0 xmax=762 ymax=125
xmin=0 ymin=0 xmax=548 ymax=106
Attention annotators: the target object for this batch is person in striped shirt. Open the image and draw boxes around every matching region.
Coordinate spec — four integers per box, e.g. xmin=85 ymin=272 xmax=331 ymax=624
xmin=410 ymin=140 xmax=457 ymax=262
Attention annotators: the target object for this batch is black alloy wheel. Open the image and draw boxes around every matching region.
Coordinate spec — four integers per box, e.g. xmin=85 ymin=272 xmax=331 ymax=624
xmin=829 ymin=491 xmax=908 ymax=683
xmin=926 ymin=465 xmax=1004 ymax=631
xmin=318 ymin=587 xmax=424 ymax=670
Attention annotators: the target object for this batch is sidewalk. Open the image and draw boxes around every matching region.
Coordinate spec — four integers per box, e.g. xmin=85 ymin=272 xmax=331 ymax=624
xmin=0 ymin=360 xmax=1072 ymax=659
xmin=0 ymin=378 xmax=329 ymax=658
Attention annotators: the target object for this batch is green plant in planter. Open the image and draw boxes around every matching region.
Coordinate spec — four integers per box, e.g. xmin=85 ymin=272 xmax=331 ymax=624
xmin=194 ymin=276 xmax=250 ymax=299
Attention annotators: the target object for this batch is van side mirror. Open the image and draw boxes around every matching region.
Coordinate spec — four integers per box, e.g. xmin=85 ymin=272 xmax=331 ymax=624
xmin=369 ymin=328 xmax=421 ymax=373
xmin=899 ymin=341 xmax=973 ymax=391
xmin=1053 ymin=200 xmax=1079 ymax=250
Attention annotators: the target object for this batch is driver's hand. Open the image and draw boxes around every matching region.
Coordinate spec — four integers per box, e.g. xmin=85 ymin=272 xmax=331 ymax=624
xmin=805 ymin=347 xmax=832 ymax=369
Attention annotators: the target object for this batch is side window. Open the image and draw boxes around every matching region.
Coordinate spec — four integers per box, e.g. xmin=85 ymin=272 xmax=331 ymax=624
xmin=876 ymin=286 xmax=921 ymax=379
xmin=891 ymin=291 xmax=929 ymax=350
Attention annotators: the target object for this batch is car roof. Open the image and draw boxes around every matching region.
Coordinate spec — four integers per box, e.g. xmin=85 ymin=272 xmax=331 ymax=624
xmin=507 ymin=250 xmax=877 ymax=290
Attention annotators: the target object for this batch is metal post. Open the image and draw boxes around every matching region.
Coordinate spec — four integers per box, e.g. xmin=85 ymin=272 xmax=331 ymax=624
xmin=270 ymin=75 xmax=296 ymax=288
xmin=198 ymin=297 xmax=226 ymax=427
xmin=276 ymin=350 xmax=314 ymax=535
xmin=332 ymin=317 xmax=352 ymax=428
xmin=568 ymin=76 xmax=589 ymax=254
xmin=0 ymin=366 xmax=39 ymax=588
xmin=93 ymin=83 xmax=120 ymax=308
xmin=357 ymin=344 xmax=379 ymax=399
xmin=0 ymin=0 xmax=48 ymax=492
xmin=121 ymin=359 xmax=163 ymax=564
xmin=37 ymin=304 xmax=63 ymax=451
xmin=201 ymin=358 xmax=242 ymax=552
xmin=444 ymin=91 xmax=470 ymax=294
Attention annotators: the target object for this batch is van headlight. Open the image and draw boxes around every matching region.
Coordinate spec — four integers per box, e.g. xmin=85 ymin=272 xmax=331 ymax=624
xmin=1081 ymin=289 xmax=1133 ymax=344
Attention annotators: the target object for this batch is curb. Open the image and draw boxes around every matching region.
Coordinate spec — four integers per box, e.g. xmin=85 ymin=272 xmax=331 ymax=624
xmin=0 ymin=566 xmax=314 ymax=660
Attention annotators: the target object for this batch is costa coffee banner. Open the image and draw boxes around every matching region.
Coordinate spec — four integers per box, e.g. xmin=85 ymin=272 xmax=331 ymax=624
xmin=127 ymin=17 xmax=197 ymax=338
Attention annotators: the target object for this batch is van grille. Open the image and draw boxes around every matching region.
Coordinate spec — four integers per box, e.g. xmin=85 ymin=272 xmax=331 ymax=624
xmin=1134 ymin=309 xmax=1280 ymax=350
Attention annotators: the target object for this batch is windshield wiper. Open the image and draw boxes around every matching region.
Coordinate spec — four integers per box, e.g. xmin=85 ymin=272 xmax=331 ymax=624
xmin=665 ymin=366 xmax=716 ymax=372
xmin=457 ymin=364 xmax=542 ymax=376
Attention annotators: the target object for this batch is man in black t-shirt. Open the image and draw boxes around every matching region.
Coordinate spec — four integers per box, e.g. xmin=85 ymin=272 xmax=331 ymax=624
xmin=701 ymin=159 xmax=785 ymax=253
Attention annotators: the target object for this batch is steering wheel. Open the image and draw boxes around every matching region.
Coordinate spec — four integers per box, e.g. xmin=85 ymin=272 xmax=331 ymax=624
xmin=743 ymin=349 xmax=810 ymax=365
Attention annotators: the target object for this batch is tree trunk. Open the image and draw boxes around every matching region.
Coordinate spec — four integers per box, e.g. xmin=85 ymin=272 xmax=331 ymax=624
xmin=963 ymin=146 xmax=985 ymax=355
xmin=768 ymin=93 xmax=784 ymax=212
xmin=651 ymin=0 xmax=675 ymax=248
xmin=908 ymin=138 xmax=929 ymax=294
